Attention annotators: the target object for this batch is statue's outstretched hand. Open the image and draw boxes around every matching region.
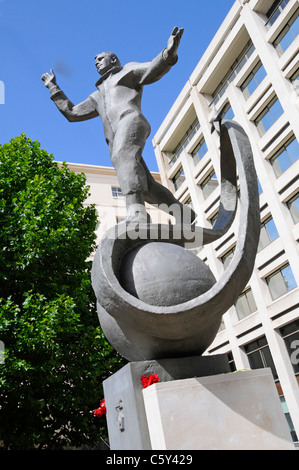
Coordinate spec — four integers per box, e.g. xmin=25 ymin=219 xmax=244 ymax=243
xmin=41 ymin=69 xmax=57 ymax=89
xmin=166 ymin=27 xmax=184 ymax=59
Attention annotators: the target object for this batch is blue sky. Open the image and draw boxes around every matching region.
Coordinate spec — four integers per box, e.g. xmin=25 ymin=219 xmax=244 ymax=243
xmin=0 ymin=0 xmax=235 ymax=172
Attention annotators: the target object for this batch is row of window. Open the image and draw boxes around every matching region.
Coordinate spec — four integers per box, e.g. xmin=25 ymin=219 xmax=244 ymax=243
xmin=113 ymin=178 xmax=298 ymax=226
xmin=222 ymin=243 xmax=297 ymax=319
xmin=168 ymin=119 xmax=201 ymax=167
xmin=171 ymin=77 xmax=298 ymax=193
xmin=212 ymin=41 xmax=255 ymax=105
xmin=167 ymin=3 xmax=298 ymax=177
xmin=273 ymin=9 xmax=299 ymax=57
xmin=212 ymin=5 xmax=298 ymax=106
xmin=266 ymin=0 xmax=291 ymax=28
xmin=171 ymin=103 xmax=298 ymax=210
xmin=226 ymin=318 xmax=299 ymax=442
xmin=170 ymin=106 xmax=234 ymax=193
xmin=171 ymin=164 xmax=219 ymax=197
xmin=241 ymin=9 xmax=299 ymax=103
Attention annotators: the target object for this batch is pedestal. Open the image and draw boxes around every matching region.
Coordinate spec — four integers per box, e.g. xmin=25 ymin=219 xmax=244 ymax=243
xmin=103 ymin=354 xmax=230 ymax=450
xmin=103 ymin=357 xmax=294 ymax=450
xmin=143 ymin=368 xmax=294 ymax=450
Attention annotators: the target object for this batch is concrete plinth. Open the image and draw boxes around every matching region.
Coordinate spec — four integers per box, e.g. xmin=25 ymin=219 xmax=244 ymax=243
xmin=143 ymin=368 xmax=294 ymax=450
xmin=103 ymin=356 xmax=294 ymax=450
xmin=103 ymin=355 xmax=230 ymax=450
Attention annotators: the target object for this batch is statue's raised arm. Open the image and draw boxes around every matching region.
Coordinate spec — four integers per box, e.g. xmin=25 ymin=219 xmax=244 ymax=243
xmin=164 ymin=26 xmax=184 ymax=63
xmin=41 ymin=68 xmax=98 ymax=122
xmin=41 ymin=68 xmax=57 ymax=91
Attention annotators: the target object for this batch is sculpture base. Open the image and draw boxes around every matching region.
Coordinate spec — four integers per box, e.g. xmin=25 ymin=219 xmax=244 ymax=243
xmin=103 ymin=355 xmax=230 ymax=450
xmin=143 ymin=369 xmax=294 ymax=450
xmin=103 ymin=358 xmax=294 ymax=450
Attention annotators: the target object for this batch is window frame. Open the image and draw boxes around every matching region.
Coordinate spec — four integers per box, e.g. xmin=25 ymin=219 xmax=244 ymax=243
xmin=273 ymin=9 xmax=299 ymax=56
xmin=111 ymin=186 xmax=123 ymax=198
xmin=240 ymin=61 xmax=267 ymax=100
xmin=266 ymin=263 xmax=297 ymax=300
xmin=191 ymin=137 xmax=208 ymax=166
xmin=270 ymin=135 xmax=299 ymax=177
xmin=287 ymin=192 xmax=299 ymax=224
xmin=221 ymin=246 xmax=236 ymax=270
xmin=244 ymin=336 xmax=279 ymax=380
xmin=171 ymin=167 xmax=186 ymax=191
xmin=200 ymin=169 xmax=218 ymax=199
xmin=266 ymin=0 xmax=291 ymax=27
xmin=234 ymin=288 xmax=257 ymax=320
xmin=254 ymin=96 xmax=284 ymax=136
xmin=258 ymin=215 xmax=279 ymax=252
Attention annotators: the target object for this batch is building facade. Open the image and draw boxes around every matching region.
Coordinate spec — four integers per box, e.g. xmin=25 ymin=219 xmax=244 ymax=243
xmin=64 ymin=162 xmax=170 ymax=244
xmin=152 ymin=0 xmax=299 ymax=443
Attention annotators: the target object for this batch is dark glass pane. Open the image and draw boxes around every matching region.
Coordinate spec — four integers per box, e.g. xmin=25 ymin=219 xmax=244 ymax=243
xmin=261 ymin=347 xmax=278 ymax=380
xmin=247 ymin=350 xmax=264 ymax=369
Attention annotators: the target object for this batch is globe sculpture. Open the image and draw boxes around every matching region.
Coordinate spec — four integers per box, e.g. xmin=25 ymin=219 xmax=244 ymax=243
xmin=119 ymin=242 xmax=216 ymax=307
xmin=91 ymin=120 xmax=260 ymax=361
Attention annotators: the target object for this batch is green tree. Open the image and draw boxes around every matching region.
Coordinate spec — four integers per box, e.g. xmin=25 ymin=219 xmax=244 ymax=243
xmin=0 ymin=134 xmax=126 ymax=449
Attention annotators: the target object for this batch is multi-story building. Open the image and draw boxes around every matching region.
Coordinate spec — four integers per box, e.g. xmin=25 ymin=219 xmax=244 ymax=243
xmin=152 ymin=0 xmax=299 ymax=444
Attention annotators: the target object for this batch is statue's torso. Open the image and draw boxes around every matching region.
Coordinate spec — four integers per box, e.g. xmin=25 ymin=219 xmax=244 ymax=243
xmin=90 ymin=64 xmax=150 ymax=143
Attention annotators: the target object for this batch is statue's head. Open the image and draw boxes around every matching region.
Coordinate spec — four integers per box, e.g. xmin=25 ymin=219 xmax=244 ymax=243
xmin=95 ymin=52 xmax=121 ymax=75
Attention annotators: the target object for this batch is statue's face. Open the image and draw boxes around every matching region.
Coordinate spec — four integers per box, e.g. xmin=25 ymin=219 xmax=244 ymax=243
xmin=95 ymin=53 xmax=117 ymax=75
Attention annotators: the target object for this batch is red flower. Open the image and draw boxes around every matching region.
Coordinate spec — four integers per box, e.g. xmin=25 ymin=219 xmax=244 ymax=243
xmin=140 ymin=373 xmax=160 ymax=388
xmin=94 ymin=398 xmax=106 ymax=417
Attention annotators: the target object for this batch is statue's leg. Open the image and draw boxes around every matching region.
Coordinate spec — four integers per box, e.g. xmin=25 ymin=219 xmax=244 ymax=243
xmin=111 ymin=116 xmax=151 ymax=223
xmin=140 ymin=158 xmax=196 ymax=224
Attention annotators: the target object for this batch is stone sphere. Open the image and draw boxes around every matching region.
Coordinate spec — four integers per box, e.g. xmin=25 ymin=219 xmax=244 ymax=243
xmin=119 ymin=242 xmax=216 ymax=307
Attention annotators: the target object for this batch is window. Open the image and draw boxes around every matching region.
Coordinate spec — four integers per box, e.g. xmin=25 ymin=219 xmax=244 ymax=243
xmin=112 ymin=186 xmax=122 ymax=197
xmin=200 ymin=170 xmax=218 ymax=199
xmin=258 ymin=216 xmax=279 ymax=251
xmin=257 ymin=178 xmax=263 ymax=194
xmin=244 ymin=336 xmax=278 ymax=380
xmin=287 ymin=192 xmax=299 ymax=223
xmin=290 ymin=68 xmax=299 ymax=95
xmin=254 ymin=96 xmax=284 ymax=136
xmin=266 ymin=0 xmax=291 ymax=27
xmin=168 ymin=119 xmax=201 ymax=167
xmin=221 ymin=246 xmax=235 ymax=269
xmin=280 ymin=320 xmax=299 ymax=375
xmin=273 ymin=10 xmax=299 ymax=57
xmin=191 ymin=138 xmax=208 ymax=166
xmin=222 ymin=104 xmax=235 ymax=121
xmin=227 ymin=352 xmax=236 ymax=372
xmin=270 ymin=136 xmax=299 ymax=177
xmin=266 ymin=264 xmax=297 ymax=300
xmin=209 ymin=211 xmax=218 ymax=227
xmin=171 ymin=167 xmax=185 ymax=191
xmin=235 ymin=288 xmax=257 ymax=320
xmin=240 ymin=62 xmax=267 ymax=99
xmin=212 ymin=41 xmax=255 ymax=105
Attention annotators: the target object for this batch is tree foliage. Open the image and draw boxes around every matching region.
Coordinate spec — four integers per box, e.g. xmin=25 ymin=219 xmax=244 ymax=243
xmin=0 ymin=134 xmax=126 ymax=449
